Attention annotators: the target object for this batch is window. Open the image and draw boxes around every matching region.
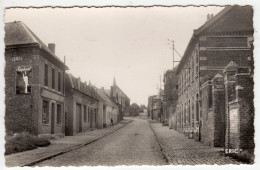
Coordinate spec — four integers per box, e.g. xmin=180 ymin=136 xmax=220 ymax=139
xmin=42 ymin=100 xmax=49 ymax=124
xmin=191 ymin=55 xmax=194 ymax=80
xmin=16 ymin=66 xmax=32 ymax=94
xmin=58 ymin=72 xmax=61 ymax=91
xmin=44 ymin=64 xmax=48 ymax=86
xmin=52 ymin=68 xmax=55 ymax=89
xmin=196 ymin=49 xmax=199 ymax=74
xmin=84 ymin=105 xmax=87 ymax=122
xmin=56 ymin=104 xmax=62 ymax=124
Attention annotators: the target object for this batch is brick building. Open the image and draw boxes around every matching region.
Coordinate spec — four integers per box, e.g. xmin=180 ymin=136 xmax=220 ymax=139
xmin=5 ymin=21 xmax=69 ymax=137
xmin=175 ymin=6 xmax=253 ymax=146
xmin=97 ymin=88 xmax=119 ymax=127
xmin=147 ymin=95 xmax=155 ymax=119
xmin=148 ymin=94 xmax=162 ymax=121
xmin=105 ymin=78 xmax=130 ymax=121
xmin=64 ymin=73 xmax=100 ymax=136
xmin=163 ymin=68 xmax=178 ymax=129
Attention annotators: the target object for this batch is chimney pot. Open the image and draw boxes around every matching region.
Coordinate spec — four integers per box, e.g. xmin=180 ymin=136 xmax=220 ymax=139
xmin=48 ymin=43 xmax=55 ymax=54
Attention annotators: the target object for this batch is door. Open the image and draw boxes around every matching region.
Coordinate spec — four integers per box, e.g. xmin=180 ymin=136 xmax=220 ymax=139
xmin=76 ymin=104 xmax=82 ymax=132
xmin=90 ymin=108 xmax=93 ymax=128
xmin=51 ymin=103 xmax=55 ymax=134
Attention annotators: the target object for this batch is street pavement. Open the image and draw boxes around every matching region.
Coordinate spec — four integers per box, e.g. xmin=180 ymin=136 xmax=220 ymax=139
xmin=150 ymin=120 xmax=243 ymax=165
xmin=8 ymin=112 xmax=242 ymax=167
xmin=5 ymin=119 xmax=132 ymax=167
xmin=36 ymin=114 xmax=167 ymax=166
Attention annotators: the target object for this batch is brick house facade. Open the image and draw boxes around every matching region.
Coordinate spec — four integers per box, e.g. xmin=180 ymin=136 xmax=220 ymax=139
xmin=65 ymin=73 xmax=100 ymax=136
xmin=5 ymin=21 xmax=68 ymax=137
xmin=175 ymin=6 xmax=253 ymax=145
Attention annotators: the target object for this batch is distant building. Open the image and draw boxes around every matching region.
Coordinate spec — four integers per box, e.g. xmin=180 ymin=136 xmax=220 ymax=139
xmin=97 ymin=88 xmax=119 ymax=127
xmin=163 ymin=68 xmax=178 ymax=129
xmin=5 ymin=21 xmax=69 ymax=137
xmin=64 ymin=73 xmax=100 ymax=136
xmin=105 ymin=78 xmax=130 ymax=121
xmin=148 ymin=94 xmax=162 ymax=121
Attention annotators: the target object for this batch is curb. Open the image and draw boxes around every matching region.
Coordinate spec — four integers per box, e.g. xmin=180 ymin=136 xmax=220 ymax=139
xmin=22 ymin=120 xmax=133 ymax=167
xmin=148 ymin=120 xmax=172 ymax=165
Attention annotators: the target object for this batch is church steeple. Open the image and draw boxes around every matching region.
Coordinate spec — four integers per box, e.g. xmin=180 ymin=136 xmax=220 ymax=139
xmin=113 ymin=76 xmax=116 ymax=86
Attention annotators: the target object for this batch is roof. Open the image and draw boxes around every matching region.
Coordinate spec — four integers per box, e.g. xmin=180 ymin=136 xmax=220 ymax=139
xmin=66 ymin=73 xmax=98 ymax=100
xmin=97 ymin=89 xmax=118 ymax=108
xmin=5 ymin=21 xmax=69 ymax=70
xmin=104 ymin=89 xmax=111 ymax=97
xmin=176 ymin=6 xmax=253 ymax=74
xmin=112 ymin=84 xmax=130 ymax=100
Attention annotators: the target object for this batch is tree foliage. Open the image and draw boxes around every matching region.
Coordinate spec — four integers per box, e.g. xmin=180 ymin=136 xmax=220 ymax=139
xmin=129 ymin=103 xmax=140 ymax=116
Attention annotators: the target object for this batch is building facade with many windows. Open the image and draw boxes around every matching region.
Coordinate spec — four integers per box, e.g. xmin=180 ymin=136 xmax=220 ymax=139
xmin=175 ymin=6 xmax=253 ymax=145
xmin=5 ymin=21 xmax=68 ymax=137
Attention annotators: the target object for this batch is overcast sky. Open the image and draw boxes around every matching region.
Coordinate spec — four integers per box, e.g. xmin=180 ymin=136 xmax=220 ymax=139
xmin=4 ymin=6 xmax=223 ymax=106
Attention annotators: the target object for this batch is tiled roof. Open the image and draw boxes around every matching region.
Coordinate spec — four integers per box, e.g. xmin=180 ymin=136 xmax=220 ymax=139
xmin=5 ymin=21 xmax=69 ymax=70
xmin=97 ymin=89 xmax=117 ymax=107
xmin=66 ymin=73 xmax=98 ymax=100
xmin=176 ymin=6 xmax=253 ymax=74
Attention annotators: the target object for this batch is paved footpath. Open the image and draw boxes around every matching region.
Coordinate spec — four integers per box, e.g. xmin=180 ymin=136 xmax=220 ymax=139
xmin=35 ymin=117 xmax=167 ymax=166
xmin=149 ymin=120 xmax=243 ymax=165
xmin=5 ymin=119 xmax=132 ymax=167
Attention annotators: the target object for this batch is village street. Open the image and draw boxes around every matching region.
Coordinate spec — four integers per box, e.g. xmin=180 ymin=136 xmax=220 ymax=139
xmin=34 ymin=113 xmax=241 ymax=166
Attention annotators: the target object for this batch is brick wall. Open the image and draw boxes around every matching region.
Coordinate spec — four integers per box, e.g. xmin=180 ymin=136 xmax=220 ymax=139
xmin=5 ymin=47 xmax=39 ymax=135
xmin=225 ymin=66 xmax=254 ymax=157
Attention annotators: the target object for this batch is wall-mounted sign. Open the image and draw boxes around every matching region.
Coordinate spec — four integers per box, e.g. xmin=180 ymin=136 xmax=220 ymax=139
xmin=12 ymin=56 xmax=22 ymax=62
xmin=16 ymin=66 xmax=32 ymax=72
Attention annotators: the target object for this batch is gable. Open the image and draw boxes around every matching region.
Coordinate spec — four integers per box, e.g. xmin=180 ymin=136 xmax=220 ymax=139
xmin=204 ymin=6 xmax=253 ymax=35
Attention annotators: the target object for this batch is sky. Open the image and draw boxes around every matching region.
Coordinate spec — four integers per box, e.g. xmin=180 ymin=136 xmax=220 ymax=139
xmin=4 ymin=6 xmax=223 ymax=106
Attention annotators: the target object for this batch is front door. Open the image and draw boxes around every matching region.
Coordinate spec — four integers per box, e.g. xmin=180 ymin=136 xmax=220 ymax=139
xmin=51 ymin=103 xmax=55 ymax=134
xmin=76 ymin=104 xmax=82 ymax=132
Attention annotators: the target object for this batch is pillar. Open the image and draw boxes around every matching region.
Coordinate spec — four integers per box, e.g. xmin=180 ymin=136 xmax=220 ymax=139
xmin=212 ymin=74 xmax=225 ymax=147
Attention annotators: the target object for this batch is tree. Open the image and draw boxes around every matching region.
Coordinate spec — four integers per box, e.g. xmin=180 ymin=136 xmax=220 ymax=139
xmin=129 ymin=103 xmax=140 ymax=116
xmin=139 ymin=105 xmax=147 ymax=112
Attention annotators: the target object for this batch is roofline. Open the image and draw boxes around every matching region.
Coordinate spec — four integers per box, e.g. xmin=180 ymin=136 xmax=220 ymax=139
xmin=175 ymin=6 xmax=234 ymax=74
xmin=66 ymin=73 xmax=98 ymax=101
xmin=112 ymin=84 xmax=130 ymax=100
xmin=5 ymin=21 xmax=69 ymax=70
xmin=97 ymin=89 xmax=118 ymax=107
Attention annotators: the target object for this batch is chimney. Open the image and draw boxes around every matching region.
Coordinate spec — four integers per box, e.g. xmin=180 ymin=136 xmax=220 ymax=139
xmin=48 ymin=43 xmax=55 ymax=54
xmin=101 ymin=87 xmax=105 ymax=91
xmin=207 ymin=14 xmax=210 ymax=21
xmin=211 ymin=14 xmax=214 ymax=19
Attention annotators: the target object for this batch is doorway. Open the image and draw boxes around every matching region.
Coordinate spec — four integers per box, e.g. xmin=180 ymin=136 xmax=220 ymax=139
xmin=76 ymin=103 xmax=82 ymax=132
xmin=51 ymin=103 xmax=55 ymax=134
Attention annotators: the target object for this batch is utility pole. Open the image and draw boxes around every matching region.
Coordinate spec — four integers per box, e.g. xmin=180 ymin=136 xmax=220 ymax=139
xmin=172 ymin=40 xmax=175 ymax=69
xmin=167 ymin=39 xmax=181 ymax=69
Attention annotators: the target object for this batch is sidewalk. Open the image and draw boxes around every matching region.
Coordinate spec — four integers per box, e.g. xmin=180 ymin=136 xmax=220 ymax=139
xmin=149 ymin=120 xmax=242 ymax=165
xmin=5 ymin=119 xmax=132 ymax=167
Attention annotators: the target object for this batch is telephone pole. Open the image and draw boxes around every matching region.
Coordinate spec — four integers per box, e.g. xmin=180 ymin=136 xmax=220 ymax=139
xmin=172 ymin=40 xmax=175 ymax=69
xmin=167 ymin=39 xmax=181 ymax=69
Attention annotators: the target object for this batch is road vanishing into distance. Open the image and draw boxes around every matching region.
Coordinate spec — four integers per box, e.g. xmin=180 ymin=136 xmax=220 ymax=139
xmin=36 ymin=113 xmax=167 ymax=166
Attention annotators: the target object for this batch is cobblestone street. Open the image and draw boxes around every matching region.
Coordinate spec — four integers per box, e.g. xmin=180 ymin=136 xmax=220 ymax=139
xmin=150 ymin=121 xmax=243 ymax=165
xmin=35 ymin=116 xmax=167 ymax=166
xmin=31 ymin=114 xmax=244 ymax=166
